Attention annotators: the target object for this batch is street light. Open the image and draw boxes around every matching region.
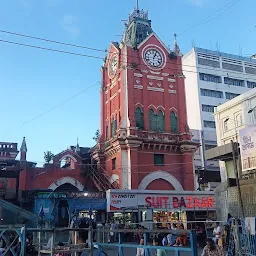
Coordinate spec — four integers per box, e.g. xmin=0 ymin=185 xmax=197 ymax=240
xmin=248 ymin=106 xmax=256 ymax=114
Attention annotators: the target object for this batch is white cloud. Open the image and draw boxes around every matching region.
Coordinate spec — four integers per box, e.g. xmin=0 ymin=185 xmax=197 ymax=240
xmin=60 ymin=15 xmax=80 ymax=38
xmin=188 ymin=0 xmax=208 ymax=6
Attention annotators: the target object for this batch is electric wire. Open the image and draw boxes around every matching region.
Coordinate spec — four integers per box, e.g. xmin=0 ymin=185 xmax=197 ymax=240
xmin=0 ymin=37 xmax=253 ymax=82
xmin=177 ymin=0 xmax=241 ymax=36
xmin=0 ymin=28 xmax=254 ymax=79
xmin=20 ymin=81 xmax=100 ymax=127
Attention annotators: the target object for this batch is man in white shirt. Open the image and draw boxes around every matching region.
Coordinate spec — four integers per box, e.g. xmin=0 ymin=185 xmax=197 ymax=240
xmin=213 ymin=222 xmax=222 ymax=244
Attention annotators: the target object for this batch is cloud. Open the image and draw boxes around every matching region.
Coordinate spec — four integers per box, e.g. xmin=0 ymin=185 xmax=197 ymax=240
xmin=188 ymin=0 xmax=208 ymax=6
xmin=60 ymin=15 xmax=80 ymax=38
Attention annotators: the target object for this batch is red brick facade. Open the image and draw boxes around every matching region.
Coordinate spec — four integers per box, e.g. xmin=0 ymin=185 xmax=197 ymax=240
xmin=94 ymin=9 xmax=198 ymax=191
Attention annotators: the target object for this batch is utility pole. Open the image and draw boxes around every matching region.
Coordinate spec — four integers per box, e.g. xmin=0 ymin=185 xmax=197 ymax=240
xmin=231 ymin=140 xmax=245 ymax=218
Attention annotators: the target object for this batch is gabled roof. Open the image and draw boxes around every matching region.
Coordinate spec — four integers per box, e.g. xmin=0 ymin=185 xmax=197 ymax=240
xmin=137 ymin=32 xmax=171 ymax=54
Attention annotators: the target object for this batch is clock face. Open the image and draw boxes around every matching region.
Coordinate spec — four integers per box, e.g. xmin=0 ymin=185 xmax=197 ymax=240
xmin=109 ymin=55 xmax=118 ymax=77
xmin=144 ymin=49 xmax=163 ymax=68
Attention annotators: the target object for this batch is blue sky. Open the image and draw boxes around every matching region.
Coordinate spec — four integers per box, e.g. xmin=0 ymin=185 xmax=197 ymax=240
xmin=0 ymin=0 xmax=255 ymax=165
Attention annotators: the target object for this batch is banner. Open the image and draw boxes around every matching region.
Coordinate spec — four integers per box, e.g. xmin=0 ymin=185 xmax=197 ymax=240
xmin=239 ymin=126 xmax=256 ymax=172
xmin=106 ymin=190 xmax=215 ymax=212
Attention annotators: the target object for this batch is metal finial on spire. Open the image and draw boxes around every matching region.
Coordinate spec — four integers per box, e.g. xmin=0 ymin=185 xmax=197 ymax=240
xmin=75 ymin=138 xmax=80 ymax=153
xmin=136 ymin=0 xmax=139 ymax=10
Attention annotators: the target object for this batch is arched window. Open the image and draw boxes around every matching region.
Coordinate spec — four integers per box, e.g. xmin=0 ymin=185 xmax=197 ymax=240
xmin=111 ymin=118 xmax=117 ymax=137
xmin=170 ymin=111 xmax=178 ymax=133
xmin=149 ymin=109 xmax=157 ymax=131
xmin=156 ymin=110 xmax=165 ymax=132
xmin=135 ymin=107 xmax=144 ymax=129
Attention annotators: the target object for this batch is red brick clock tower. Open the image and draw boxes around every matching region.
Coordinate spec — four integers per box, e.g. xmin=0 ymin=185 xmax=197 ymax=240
xmin=94 ymin=6 xmax=198 ymax=191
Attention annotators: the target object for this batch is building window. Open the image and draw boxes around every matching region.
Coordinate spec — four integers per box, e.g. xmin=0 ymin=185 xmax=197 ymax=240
xmin=199 ymin=73 xmax=221 ymax=83
xmin=202 ymin=104 xmax=215 ymax=113
xmin=247 ymin=81 xmax=256 ymax=88
xmin=236 ymin=114 xmax=243 ymax=127
xmin=224 ymin=77 xmax=245 ymax=87
xmin=200 ymin=89 xmax=223 ymax=98
xmin=154 ymin=154 xmax=164 ymax=166
xmin=198 ymin=58 xmax=220 ymax=68
xmin=106 ymin=125 xmax=108 ymax=140
xmin=224 ymin=120 xmax=228 ymax=132
xmin=225 ymin=92 xmax=240 ymax=100
xmin=111 ymin=118 xmax=117 ymax=137
xmin=135 ymin=107 xmax=144 ymax=129
xmin=205 ymin=144 xmax=217 ymax=150
xmin=157 ymin=110 xmax=165 ymax=132
xmin=149 ymin=109 xmax=165 ymax=132
xmin=204 ymin=120 xmax=216 ymax=128
xmin=170 ymin=112 xmax=178 ymax=133
xmin=112 ymin=158 xmax=116 ymax=170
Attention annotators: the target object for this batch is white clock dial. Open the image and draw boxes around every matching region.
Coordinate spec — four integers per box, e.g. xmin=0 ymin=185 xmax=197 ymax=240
xmin=109 ymin=55 xmax=118 ymax=77
xmin=144 ymin=49 xmax=163 ymax=68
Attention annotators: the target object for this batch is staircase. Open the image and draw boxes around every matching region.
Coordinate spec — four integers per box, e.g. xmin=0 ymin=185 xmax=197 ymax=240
xmin=88 ymin=165 xmax=118 ymax=192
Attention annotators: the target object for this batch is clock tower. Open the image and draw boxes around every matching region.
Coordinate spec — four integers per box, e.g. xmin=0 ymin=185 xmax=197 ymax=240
xmin=93 ymin=5 xmax=198 ymax=191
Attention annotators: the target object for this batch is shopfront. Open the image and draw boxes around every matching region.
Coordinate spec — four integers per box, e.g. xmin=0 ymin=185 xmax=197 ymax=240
xmin=34 ymin=191 xmax=107 ymax=226
xmin=106 ymin=190 xmax=216 ymax=226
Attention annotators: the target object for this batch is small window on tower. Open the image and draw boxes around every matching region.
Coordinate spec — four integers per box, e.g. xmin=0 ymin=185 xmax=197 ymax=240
xmin=112 ymin=158 xmax=116 ymax=170
xmin=154 ymin=154 xmax=164 ymax=166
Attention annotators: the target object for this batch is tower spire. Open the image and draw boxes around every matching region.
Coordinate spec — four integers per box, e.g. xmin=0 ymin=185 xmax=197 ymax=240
xmin=136 ymin=0 xmax=139 ymax=10
xmin=75 ymin=137 xmax=80 ymax=153
xmin=173 ymin=33 xmax=182 ymax=56
xmin=20 ymin=137 xmax=27 ymax=152
xmin=20 ymin=137 xmax=27 ymax=161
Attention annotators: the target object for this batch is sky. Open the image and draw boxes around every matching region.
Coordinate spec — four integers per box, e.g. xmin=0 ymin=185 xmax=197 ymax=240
xmin=0 ymin=0 xmax=255 ymax=165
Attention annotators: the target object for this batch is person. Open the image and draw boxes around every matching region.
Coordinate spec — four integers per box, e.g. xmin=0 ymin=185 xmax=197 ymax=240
xmin=153 ymin=238 xmax=167 ymax=256
xmin=136 ymin=238 xmax=145 ymax=256
xmin=213 ymin=222 xmax=222 ymax=244
xmin=173 ymin=224 xmax=187 ymax=247
xmin=201 ymin=238 xmax=224 ymax=256
xmin=42 ymin=236 xmax=53 ymax=250
xmin=218 ymin=225 xmax=228 ymax=251
xmin=54 ymin=242 xmax=67 ymax=256
xmin=227 ymin=213 xmax=232 ymax=226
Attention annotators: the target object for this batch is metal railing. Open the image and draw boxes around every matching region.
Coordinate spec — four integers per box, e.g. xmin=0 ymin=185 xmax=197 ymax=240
xmin=0 ymin=226 xmax=200 ymax=256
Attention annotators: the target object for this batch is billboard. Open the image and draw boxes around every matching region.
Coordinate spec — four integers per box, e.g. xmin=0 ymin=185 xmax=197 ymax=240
xmin=239 ymin=125 xmax=256 ymax=172
xmin=106 ymin=190 xmax=215 ymax=212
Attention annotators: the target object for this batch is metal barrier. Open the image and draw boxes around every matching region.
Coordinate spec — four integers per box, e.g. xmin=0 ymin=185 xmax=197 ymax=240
xmin=95 ymin=228 xmax=198 ymax=256
xmin=230 ymin=219 xmax=256 ymax=256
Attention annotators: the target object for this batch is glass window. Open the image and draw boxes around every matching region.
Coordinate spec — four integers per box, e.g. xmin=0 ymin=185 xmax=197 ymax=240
xmin=154 ymin=154 xmax=164 ymax=166
xmin=236 ymin=114 xmax=243 ymax=127
xmin=202 ymin=105 xmax=215 ymax=113
xmin=112 ymin=158 xmax=116 ymax=170
xmin=225 ymin=92 xmax=240 ymax=100
xmin=224 ymin=120 xmax=228 ymax=131
xmin=205 ymin=144 xmax=217 ymax=150
xmin=111 ymin=119 xmax=117 ymax=137
xmin=224 ymin=77 xmax=245 ymax=87
xmin=200 ymin=89 xmax=223 ymax=98
xmin=199 ymin=73 xmax=221 ymax=83
xmin=135 ymin=107 xmax=144 ymax=130
xmin=149 ymin=109 xmax=165 ymax=132
xmin=157 ymin=110 xmax=165 ymax=132
xmin=170 ymin=112 xmax=178 ymax=133
xmin=247 ymin=81 xmax=256 ymax=88
xmin=204 ymin=120 xmax=216 ymax=128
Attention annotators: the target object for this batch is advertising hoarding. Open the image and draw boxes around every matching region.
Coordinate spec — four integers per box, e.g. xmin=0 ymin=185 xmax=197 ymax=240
xmin=239 ymin=126 xmax=256 ymax=172
xmin=106 ymin=190 xmax=215 ymax=212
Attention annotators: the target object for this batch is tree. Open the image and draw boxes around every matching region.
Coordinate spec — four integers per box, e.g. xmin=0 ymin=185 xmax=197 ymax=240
xmin=93 ymin=129 xmax=100 ymax=143
xmin=44 ymin=151 xmax=54 ymax=163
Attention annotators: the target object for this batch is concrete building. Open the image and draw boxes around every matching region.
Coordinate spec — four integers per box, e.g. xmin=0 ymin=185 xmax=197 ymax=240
xmin=183 ymin=47 xmax=256 ymax=185
xmin=205 ymin=87 xmax=256 ymax=219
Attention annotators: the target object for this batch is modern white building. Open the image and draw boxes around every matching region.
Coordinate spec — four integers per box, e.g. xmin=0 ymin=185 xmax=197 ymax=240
xmin=183 ymin=47 xmax=256 ymax=177
xmin=214 ymin=87 xmax=256 ymax=180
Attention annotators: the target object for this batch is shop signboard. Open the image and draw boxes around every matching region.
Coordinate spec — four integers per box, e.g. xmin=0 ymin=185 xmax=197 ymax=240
xmin=106 ymin=190 xmax=215 ymax=212
xmin=239 ymin=125 xmax=256 ymax=172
